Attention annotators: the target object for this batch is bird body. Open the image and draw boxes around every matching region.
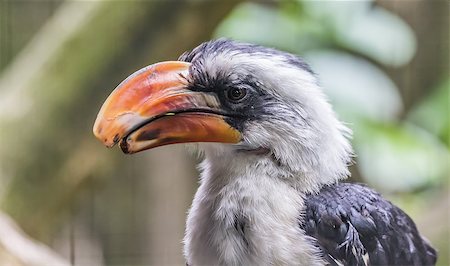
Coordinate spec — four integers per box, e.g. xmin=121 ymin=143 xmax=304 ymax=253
xmin=184 ymin=147 xmax=324 ymax=265
xmin=93 ymin=39 xmax=437 ymax=265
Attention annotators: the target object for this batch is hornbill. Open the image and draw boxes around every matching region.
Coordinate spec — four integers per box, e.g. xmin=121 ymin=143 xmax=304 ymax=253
xmin=93 ymin=39 xmax=437 ymax=265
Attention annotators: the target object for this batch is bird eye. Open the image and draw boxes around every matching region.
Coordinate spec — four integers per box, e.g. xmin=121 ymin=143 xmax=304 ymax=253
xmin=226 ymin=87 xmax=247 ymax=102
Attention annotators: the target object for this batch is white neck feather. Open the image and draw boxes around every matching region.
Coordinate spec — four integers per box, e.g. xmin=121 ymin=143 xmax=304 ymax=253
xmin=183 ymin=147 xmax=325 ymax=266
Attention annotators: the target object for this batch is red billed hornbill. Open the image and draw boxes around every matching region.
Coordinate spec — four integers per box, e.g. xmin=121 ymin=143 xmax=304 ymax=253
xmin=93 ymin=39 xmax=437 ymax=265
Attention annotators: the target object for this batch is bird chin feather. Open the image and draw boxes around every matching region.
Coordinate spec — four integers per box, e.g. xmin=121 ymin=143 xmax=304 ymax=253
xmin=184 ymin=142 xmax=242 ymax=160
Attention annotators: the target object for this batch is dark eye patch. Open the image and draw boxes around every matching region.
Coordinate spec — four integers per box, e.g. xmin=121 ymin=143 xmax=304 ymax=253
xmin=187 ymin=63 xmax=232 ymax=94
xmin=184 ymin=59 xmax=276 ymax=133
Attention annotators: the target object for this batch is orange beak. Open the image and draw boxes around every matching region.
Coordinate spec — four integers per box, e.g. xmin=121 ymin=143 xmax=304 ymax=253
xmin=93 ymin=61 xmax=241 ymax=154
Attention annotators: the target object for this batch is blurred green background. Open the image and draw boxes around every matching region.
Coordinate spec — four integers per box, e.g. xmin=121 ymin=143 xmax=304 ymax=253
xmin=0 ymin=0 xmax=448 ymax=265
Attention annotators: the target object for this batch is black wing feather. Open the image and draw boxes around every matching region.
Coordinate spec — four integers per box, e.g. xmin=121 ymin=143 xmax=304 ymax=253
xmin=300 ymin=183 xmax=437 ymax=265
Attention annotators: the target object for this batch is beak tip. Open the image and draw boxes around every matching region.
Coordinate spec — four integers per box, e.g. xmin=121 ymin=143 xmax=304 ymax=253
xmin=93 ymin=119 xmax=122 ymax=147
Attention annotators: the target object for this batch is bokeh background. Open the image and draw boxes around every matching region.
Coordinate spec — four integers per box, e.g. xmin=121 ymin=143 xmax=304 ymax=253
xmin=0 ymin=0 xmax=448 ymax=265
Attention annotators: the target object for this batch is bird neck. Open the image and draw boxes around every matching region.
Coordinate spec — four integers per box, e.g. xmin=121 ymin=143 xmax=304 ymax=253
xmin=183 ymin=151 xmax=324 ymax=265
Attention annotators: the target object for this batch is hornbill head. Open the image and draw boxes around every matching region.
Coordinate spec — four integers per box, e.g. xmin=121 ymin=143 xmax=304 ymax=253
xmin=93 ymin=39 xmax=352 ymax=191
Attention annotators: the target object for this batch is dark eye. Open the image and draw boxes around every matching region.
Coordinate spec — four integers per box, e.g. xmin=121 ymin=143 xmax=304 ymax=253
xmin=226 ymin=87 xmax=247 ymax=102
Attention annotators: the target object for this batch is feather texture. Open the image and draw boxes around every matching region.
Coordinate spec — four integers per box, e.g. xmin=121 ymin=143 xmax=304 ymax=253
xmin=302 ymin=183 xmax=437 ymax=265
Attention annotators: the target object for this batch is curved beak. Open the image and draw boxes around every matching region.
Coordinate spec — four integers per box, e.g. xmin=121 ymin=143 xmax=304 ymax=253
xmin=93 ymin=61 xmax=241 ymax=154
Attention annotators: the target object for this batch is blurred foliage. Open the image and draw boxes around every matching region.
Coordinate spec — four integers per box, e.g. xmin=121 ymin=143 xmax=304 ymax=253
xmin=409 ymin=78 xmax=449 ymax=146
xmin=0 ymin=0 xmax=448 ymax=265
xmin=354 ymin=120 xmax=447 ymax=191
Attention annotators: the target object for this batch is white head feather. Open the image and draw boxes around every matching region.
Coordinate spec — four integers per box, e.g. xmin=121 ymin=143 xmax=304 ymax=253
xmin=186 ymin=40 xmax=353 ymax=193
